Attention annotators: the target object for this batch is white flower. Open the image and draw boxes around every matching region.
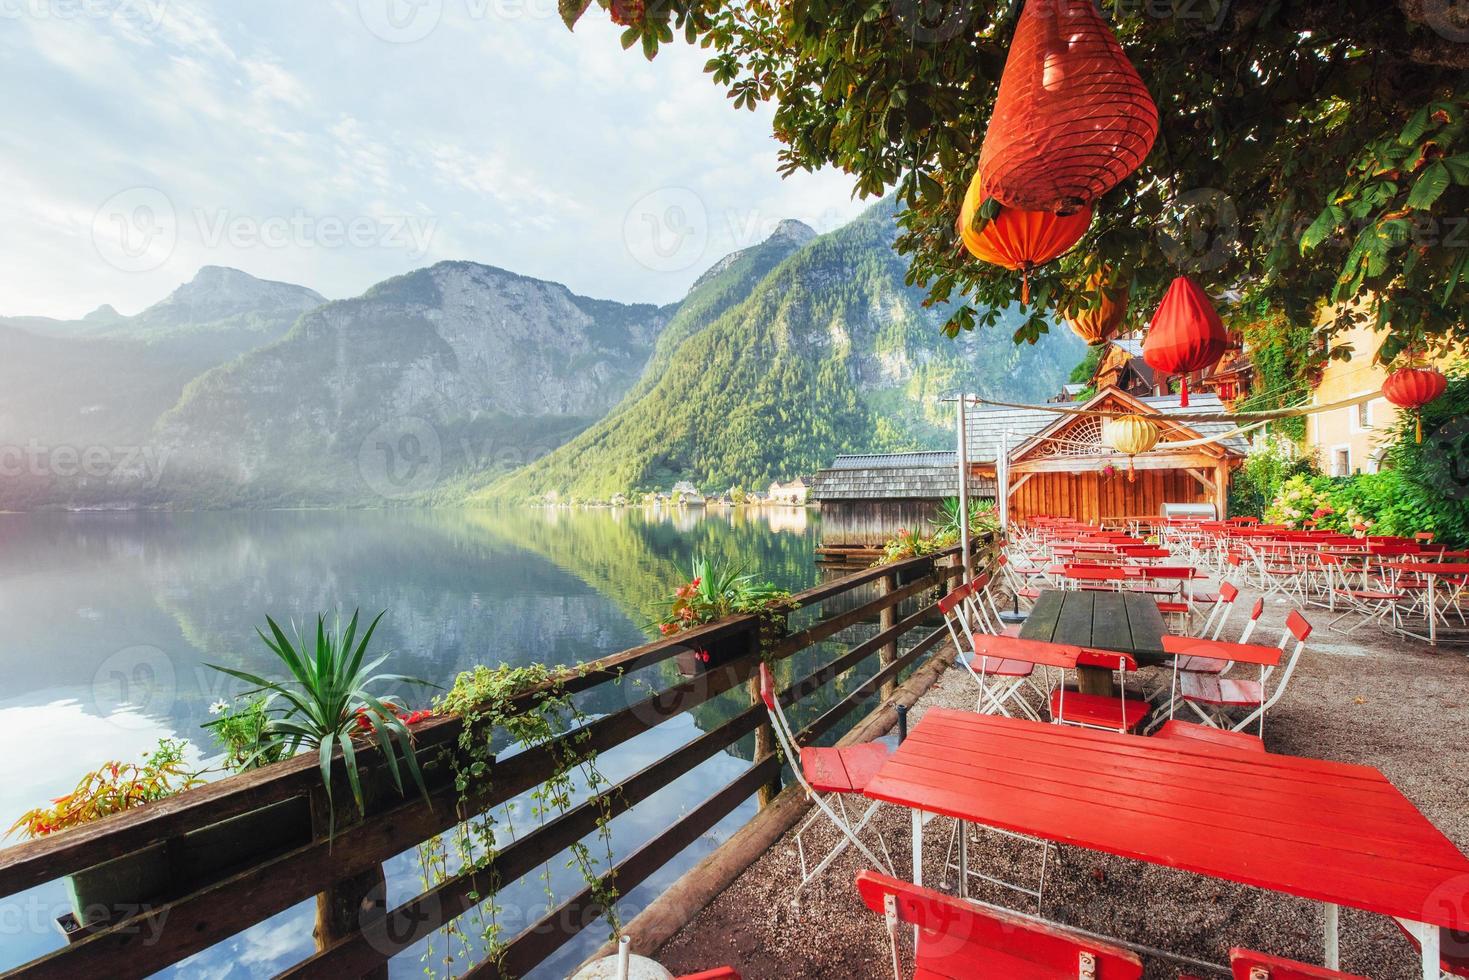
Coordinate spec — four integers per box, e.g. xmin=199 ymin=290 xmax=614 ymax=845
xmin=209 ymin=699 xmax=230 ymax=715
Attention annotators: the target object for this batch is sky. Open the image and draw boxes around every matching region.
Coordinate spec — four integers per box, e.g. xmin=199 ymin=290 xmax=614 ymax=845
xmin=0 ymin=0 xmax=872 ymax=319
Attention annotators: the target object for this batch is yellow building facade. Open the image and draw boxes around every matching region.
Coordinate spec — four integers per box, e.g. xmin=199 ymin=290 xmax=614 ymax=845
xmin=1304 ymin=315 xmax=1460 ymax=476
xmin=1305 ymin=318 xmax=1401 ymax=477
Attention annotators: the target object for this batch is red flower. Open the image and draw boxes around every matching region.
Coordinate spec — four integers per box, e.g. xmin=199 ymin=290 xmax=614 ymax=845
xmin=659 ymin=622 xmax=678 ymax=636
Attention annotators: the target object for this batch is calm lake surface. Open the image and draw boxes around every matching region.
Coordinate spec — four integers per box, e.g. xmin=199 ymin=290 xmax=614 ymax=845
xmin=0 ymin=506 xmax=831 ymax=977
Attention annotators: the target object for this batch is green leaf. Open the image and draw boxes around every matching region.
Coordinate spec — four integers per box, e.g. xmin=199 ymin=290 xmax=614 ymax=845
xmin=557 ymin=0 xmax=591 ymax=29
xmin=1299 ymin=205 xmax=1342 ymax=253
xmin=1399 ymin=105 xmax=1431 ymax=146
xmin=1406 ymin=161 xmax=1450 ymax=210
xmin=1442 ymin=154 xmax=1469 ymax=185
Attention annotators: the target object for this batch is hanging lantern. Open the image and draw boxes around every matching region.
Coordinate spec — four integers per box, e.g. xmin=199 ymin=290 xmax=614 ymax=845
xmin=1141 ymin=276 xmax=1228 ymax=408
xmin=1065 ymin=268 xmax=1128 ymax=346
xmin=957 ymin=172 xmax=1091 ymax=304
xmin=977 ymin=0 xmax=1159 ymax=215
xmin=1103 ymin=414 xmax=1158 ymax=482
xmin=1382 ymin=365 xmax=1447 ymax=443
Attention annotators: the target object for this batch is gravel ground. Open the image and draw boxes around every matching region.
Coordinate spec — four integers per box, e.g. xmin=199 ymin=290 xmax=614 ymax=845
xmin=656 ymin=589 xmax=1469 ymax=980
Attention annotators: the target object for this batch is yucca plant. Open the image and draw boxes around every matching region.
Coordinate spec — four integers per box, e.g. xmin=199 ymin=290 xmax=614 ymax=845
xmin=207 ymin=610 xmax=432 ymax=832
xmin=651 ymin=555 xmax=795 ymax=638
xmin=931 ymin=496 xmax=1001 ymax=539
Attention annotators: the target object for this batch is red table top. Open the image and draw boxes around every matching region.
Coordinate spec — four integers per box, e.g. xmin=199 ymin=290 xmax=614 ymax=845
xmin=864 ymin=711 xmax=1469 ymax=930
xmin=1383 ymin=562 xmax=1469 ymax=575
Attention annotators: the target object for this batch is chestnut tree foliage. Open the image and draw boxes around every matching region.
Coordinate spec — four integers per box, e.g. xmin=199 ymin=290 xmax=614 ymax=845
xmin=563 ymin=0 xmax=1469 ymax=363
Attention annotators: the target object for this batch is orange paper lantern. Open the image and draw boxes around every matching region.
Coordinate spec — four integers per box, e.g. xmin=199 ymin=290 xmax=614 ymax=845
xmin=958 ymin=171 xmax=1092 ymax=304
xmin=978 ymin=0 xmax=1159 ymax=214
xmin=1141 ymin=276 xmax=1227 ymax=407
xmin=1065 ymin=268 xmax=1128 ymax=346
xmin=1382 ymin=365 xmax=1447 ymax=443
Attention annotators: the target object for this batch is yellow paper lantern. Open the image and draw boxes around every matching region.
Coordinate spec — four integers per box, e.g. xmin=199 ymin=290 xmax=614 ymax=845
xmin=1066 ymin=268 xmax=1129 ymax=346
xmin=1103 ymin=414 xmax=1158 ymax=482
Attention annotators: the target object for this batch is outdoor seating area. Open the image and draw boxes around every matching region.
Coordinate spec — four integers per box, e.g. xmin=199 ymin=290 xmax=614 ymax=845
xmin=654 ymin=516 xmax=1469 ymax=980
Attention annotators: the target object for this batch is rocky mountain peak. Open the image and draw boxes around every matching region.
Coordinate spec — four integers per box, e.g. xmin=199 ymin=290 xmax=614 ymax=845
xmin=82 ymin=303 xmax=123 ymax=323
xmin=768 ymin=219 xmax=816 ymax=246
xmin=132 ymin=266 xmax=325 ymax=329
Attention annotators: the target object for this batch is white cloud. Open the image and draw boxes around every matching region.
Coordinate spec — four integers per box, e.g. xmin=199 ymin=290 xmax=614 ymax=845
xmin=0 ymin=1 xmax=870 ymax=318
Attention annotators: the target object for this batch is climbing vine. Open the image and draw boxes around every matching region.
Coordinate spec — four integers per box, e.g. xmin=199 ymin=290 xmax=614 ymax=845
xmin=416 ymin=663 xmax=621 ymax=977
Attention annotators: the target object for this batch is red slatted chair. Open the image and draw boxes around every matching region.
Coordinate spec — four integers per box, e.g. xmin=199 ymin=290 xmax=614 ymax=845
xmin=1227 ymin=948 xmax=1366 ymax=979
xmin=1049 ymin=650 xmax=1151 ymax=734
xmin=1153 ymin=719 xmax=1265 ymax=752
xmin=757 ymin=664 xmax=894 ymax=900
xmin=1193 ymin=581 xmax=1241 ymax=640
xmin=1171 ymin=612 xmax=1312 ymax=737
xmin=1183 ymin=594 xmax=1263 ymax=673
xmin=940 ymin=584 xmax=1041 ymax=721
xmin=855 ymin=870 xmax=1143 ymax=980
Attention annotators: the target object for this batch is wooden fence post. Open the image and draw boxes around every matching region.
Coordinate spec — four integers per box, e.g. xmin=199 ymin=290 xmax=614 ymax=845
xmin=878 ymin=571 xmax=898 ymax=701
xmin=748 ymin=623 xmax=781 ymax=809
xmin=309 ymin=787 xmax=389 ymax=980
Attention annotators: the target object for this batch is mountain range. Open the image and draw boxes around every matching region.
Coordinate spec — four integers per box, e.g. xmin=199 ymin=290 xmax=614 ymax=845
xmin=0 ymin=202 xmax=1081 ymax=509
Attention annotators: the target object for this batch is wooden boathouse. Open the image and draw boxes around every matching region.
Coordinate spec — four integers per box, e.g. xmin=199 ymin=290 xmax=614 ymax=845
xmin=809 ymin=451 xmax=996 ymax=559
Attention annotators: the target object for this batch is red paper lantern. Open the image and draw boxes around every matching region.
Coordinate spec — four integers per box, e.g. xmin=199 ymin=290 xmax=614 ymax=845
xmin=1383 ymin=365 xmax=1447 ymax=443
xmin=978 ymin=0 xmax=1158 ymax=215
xmin=958 ymin=171 xmax=1092 ymax=304
xmin=1141 ymin=276 xmax=1227 ymax=407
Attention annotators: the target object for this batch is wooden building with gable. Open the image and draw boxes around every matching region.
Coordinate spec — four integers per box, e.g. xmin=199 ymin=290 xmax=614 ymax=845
xmin=965 ymin=387 xmax=1248 ymax=525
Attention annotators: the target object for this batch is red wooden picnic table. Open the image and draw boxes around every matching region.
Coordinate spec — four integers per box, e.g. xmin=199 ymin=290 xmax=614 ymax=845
xmin=865 ymin=710 xmax=1469 ymax=979
xmin=1381 ymin=562 xmax=1469 ymax=645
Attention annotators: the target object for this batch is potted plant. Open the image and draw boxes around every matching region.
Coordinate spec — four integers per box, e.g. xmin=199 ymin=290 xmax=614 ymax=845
xmin=652 ymin=556 xmax=796 ymax=671
xmin=11 ymin=610 xmax=435 ymax=934
xmin=9 ymin=737 xmax=314 ymax=934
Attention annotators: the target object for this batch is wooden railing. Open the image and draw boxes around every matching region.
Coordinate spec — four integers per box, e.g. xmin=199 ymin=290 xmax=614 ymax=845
xmin=0 ymin=544 xmax=985 ymax=979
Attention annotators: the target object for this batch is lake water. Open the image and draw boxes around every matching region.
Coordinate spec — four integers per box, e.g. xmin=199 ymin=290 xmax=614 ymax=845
xmin=0 ymin=506 xmax=836 ymax=977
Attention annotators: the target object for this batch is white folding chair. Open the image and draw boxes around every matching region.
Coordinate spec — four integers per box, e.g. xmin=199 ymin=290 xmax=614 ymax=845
xmin=1170 ymin=611 xmax=1313 ymax=738
xmin=757 ymin=664 xmax=894 ymax=901
xmin=940 ymin=583 xmax=1042 ymax=721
